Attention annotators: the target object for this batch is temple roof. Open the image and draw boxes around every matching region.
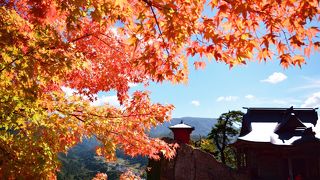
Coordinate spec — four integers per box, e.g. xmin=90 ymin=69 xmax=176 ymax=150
xmin=241 ymin=107 xmax=318 ymax=124
xmin=237 ymin=122 xmax=320 ymax=145
xmin=274 ymin=112 xmax=306 ymax=134
xmin=169 ymin=120 xmax=194 ymax=129
xmin=236 ymin=107 xmax=320 ymax=146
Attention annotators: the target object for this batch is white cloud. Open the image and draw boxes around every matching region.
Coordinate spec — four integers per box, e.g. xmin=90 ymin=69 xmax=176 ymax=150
xmin=61 ymin=86 xmax=77 ymax=96
xmin=128 ymin=82 xmax=138 ymax=87
xmin=245 ymin=94 xmax=255 ymax=100
xmin=261 ymin=72 xmax=287 ymax=84
xmin=191 ymin=100 xmax=200 ymax=107
xmin=90 ymin=95 xmax=120 ymax=107
xmin=216 ymin=96 xmax=239 ymax=102
xmin=301 ymin=92 xmax=320 ymax=108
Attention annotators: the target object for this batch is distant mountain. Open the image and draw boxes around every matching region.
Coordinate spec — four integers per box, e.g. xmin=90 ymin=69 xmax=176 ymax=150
xmin=149 ymin=117 xmax=217 ymax=138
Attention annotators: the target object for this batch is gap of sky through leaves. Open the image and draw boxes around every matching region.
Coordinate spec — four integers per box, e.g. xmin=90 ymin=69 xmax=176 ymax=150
xmin=95 ymin=51 xmax=320 ymax=118
xmin=92 ymin=2 xmax=320 ymax=118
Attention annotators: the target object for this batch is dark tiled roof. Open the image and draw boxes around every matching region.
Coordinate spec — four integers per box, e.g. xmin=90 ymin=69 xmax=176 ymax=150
xmin=274 ymin=113 xmax=306 ymax=134
xmin=236 ymin=107 xmax=320 ymax=146
xmin=242 ymin=107 xmax=318 ymax=124
xmin=240 ymin=107 xmax=318 ymax=136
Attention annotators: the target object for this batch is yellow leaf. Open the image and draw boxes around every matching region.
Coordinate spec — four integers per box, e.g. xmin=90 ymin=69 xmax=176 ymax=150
xmin=115 ymin=0 xmax=127 ymax=8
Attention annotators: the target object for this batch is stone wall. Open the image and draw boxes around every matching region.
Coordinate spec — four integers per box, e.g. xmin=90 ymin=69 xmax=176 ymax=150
xmin=147 ymin=143 xmax=248 ymax=180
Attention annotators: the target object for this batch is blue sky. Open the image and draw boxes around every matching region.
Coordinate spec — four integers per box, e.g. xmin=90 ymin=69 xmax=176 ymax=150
xmin=86 ymin=52 xmax=320 ymax=119
xmin=131 ymin=53 xmax=320 ymax=118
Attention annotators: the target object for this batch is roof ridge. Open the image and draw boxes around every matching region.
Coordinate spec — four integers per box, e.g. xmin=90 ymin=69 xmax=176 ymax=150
xmin=274 ymin=112 xmax=306 ymax=134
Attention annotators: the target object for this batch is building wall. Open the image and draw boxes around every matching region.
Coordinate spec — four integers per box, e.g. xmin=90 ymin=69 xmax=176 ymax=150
xmin=172 ymin=129 xmax=192 ymax=144
xmin=240 ymin=147 xmax=320 ymax=180
xmin=256 ymin=156 xmax=286 ymax=180
xmin=147 ymin=143 xmax=248 ymax=180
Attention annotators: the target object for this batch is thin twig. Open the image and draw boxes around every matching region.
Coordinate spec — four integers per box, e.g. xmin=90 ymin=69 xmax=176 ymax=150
xmin=281 ymin=29 xmax=295 ymax=55
xmin=98 ymin=32 xmax=125 ymax=45
xmin=0 ymin=58 xmax=19 ymax=73
xmin=70 ymin=33 xmax=93 ymax=43
xmin=142 ymin=0 xmax=170 ymax=56
xmin=92 ymin=35 xmax=128 ymax=55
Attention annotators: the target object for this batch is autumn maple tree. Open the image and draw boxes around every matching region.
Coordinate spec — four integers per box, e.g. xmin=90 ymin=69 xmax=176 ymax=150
xmin=0 ymin=0 xmax=319 ymax=178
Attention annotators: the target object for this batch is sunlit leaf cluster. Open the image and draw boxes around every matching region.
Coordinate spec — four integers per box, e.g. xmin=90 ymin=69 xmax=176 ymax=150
xmin=0 ymin=0 xmax=318 ymax=178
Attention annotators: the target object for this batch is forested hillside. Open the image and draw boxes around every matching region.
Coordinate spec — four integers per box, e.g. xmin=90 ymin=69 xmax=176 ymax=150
xmin=57 ymin=139 xmax=147 ymax=180
xmin=57 ymin=117 xmax=217 ymax=179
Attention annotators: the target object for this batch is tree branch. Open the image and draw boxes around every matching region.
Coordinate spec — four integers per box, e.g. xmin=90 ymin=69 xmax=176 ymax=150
xmin=281 ymin=29 xmax=295 ymax=55
xmin=142 ymin=0 xmax=170 ymax=56
xmin=70 ymin=33 xmax=93 ymax=43
xmin=0 ymin=58 xmax=19 ymax=73
xmin=92 ymin=35 xmax=128 ymax=55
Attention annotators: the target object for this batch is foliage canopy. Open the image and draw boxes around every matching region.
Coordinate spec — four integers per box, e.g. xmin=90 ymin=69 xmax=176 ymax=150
xmin=0 ymin=0 xmax=319 ymax=178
